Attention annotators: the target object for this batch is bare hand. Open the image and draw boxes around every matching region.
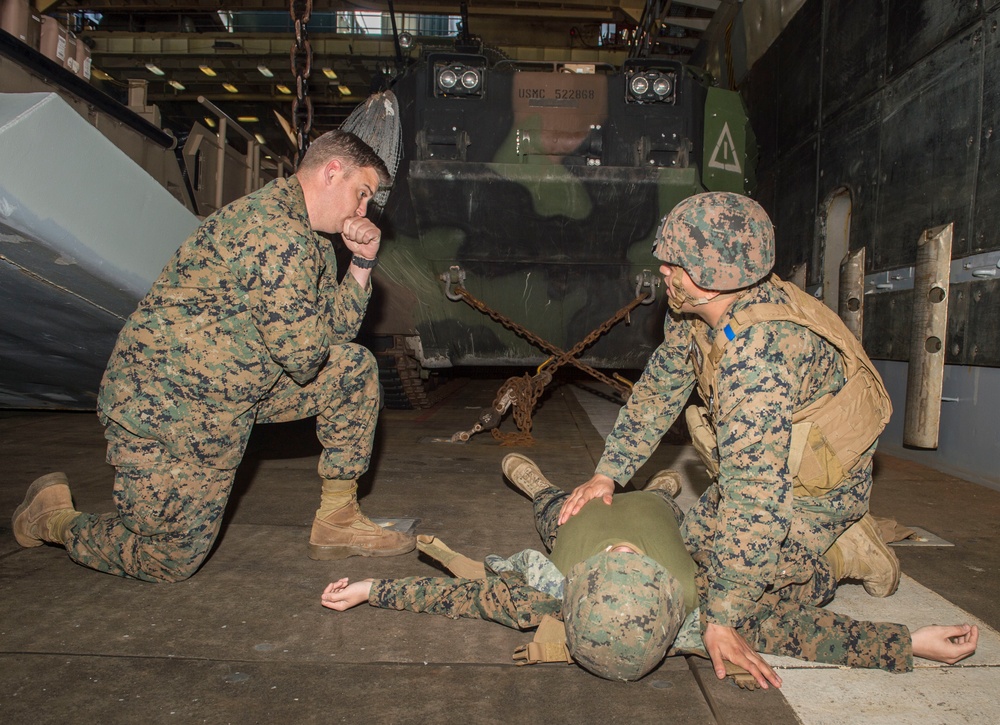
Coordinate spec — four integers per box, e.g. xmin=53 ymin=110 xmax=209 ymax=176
xmin=703 ymin=622 xmax=782 ymax=690
xmin=911 ymin=624 xmax=979 ymax=664
xmin=321 ymin=577 xmax=374 ymax=611
xmin=341 ymin=216 xmax=381 ymax=258
xmin=557 ymin=474 xmax=615 ymax=525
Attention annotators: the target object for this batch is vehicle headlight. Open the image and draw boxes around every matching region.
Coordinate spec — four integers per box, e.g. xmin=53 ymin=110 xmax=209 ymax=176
xmin=461 ymin=69 xmax=480 ymax=90
xmin=652 ymin=76 xmax=673 ymax=97
xmin=625 ymin=68 xmax=677 ymax=104
xmin=433 ymin=60 xmax=486 ymax=98
xmin=630 ymin=75 xmax=650 ymax=96
xmin=438 ymin=69 xmax=458 ymax=89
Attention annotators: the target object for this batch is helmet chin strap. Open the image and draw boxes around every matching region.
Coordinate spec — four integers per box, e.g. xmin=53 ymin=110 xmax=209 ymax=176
xmin=668 ymin=275 xmax=714 ymax=313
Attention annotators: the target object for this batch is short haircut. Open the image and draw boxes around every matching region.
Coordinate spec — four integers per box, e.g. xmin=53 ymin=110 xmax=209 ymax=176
xmin=298 ymin=130 xmax=391 ymax=186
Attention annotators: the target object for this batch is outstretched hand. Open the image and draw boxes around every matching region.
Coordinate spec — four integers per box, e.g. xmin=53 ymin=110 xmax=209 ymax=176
xmin=703 ymin=622 xmax=782 ymax=690
xmin=911 ymin=624 xmax=979 ymax=664
xmin=321 ymin=578 xmax=374 ymax=611
xmin=557 ymin=474 xmax=615 ymax=525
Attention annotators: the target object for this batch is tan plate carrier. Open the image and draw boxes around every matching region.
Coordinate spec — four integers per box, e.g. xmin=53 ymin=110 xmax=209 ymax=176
xmin=685 ymin=276 xmax=892 ymax=498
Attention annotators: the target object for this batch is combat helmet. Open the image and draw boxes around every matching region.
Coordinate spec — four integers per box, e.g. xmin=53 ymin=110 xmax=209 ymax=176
xmin=653 ymin=191 xmax=774 ymax=291
xmin=563 ymin=550 xmax=684 ymax=681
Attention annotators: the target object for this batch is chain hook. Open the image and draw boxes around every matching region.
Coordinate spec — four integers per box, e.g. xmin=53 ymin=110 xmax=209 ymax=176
xmin=635 ymin=269 xmax=658 ymax=305
xmin=439 ymin=265 xmax=467 ymax=302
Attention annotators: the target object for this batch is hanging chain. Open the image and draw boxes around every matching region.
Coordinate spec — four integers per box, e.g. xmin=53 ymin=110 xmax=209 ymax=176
xmin=290 ymin=0 xmax=313 ymax=168
xmin=489 ymin=371 xmax=552 ymax=446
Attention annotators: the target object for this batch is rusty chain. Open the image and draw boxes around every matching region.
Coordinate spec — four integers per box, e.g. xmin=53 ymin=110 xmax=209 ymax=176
xmin=449 ymin=283 xmax=650 ymax=445
xmin=454 ymin=285 xmax=647 ymax=396
xmin=290 ymin=0 xmax=313 ymax=168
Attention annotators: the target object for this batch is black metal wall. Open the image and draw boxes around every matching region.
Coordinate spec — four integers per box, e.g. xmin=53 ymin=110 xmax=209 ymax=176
xmin=743 ymin=0 xmax=1000 ymax=366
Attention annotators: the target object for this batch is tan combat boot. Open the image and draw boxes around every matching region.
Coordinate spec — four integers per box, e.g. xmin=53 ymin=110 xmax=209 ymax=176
xmin=12 ymin=472 xmax=78 ymax=547
xmin=416 ymin=534 xmax=486 ymax=578
xmin=501 ymin=453 xmax=557 ymax=500
xmin=643 ymin=469 xmax=682 ymax=498
xmin=309 ymin=499 xmax=416 ymax=561
xmin=827 ymin=513 xmax=901 ymax=597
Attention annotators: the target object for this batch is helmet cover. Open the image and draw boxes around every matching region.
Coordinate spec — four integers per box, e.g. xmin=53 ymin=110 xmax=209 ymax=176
xmin=563 ymin=551 xmax=684 ymax=681
xmin=653 ymin=192 xmax=774 ymax=290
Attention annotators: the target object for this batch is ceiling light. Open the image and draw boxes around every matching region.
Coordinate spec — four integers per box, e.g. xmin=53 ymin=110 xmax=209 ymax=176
xmin=199 ymin=65 xmax=217 ymax=77
xmin=144 ymin=63 xmax=164 ymax=76
xmin=338 ymin=85 xmax=352 ymax=96
xmin=204 ymin=116 xmax=216 ymax=128
xmin=237 ymin=116 xmax=259 ymax=123
xmin=276 ymin=84 xmax=291 ymax=94
xmin=257 ymin=64 xmax=273 ymax=78
xmin=168 ymin=79 xmax=186 ymax=90
xmin=322 ymin=67 xmax=338 ymax=80
xmin=255 ymin=133 xmax=267 ymax=145
xmin=223 ymin=83 xmax=239 ymax=93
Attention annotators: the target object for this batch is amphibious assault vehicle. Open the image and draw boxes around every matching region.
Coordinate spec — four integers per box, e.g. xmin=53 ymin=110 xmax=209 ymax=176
xmin=0 ymin=23 xmax=751 ymax=416
xmin=363 ymin=49 xmax=755 ymax=408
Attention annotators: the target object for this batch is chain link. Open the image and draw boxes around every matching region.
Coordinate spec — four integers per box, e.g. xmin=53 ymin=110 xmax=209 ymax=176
xmin=451 ymin=284 xmax=649 ymax=444
xmin=454 ymin=285 xmax=646 ymax=396
xmin=290 ymin=0 xmax=313 ymax=168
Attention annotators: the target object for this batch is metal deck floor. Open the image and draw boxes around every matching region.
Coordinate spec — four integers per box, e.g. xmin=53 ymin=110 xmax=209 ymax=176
xmin=2 ymin=375 xmax=998 ymax=724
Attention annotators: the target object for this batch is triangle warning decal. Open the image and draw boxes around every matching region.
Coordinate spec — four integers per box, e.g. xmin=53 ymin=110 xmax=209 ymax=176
xmin=708 ymin=122 xmax=742 ymax=174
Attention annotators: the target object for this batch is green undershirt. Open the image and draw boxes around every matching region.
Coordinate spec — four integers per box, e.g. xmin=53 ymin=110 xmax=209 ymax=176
xmin=548 ymin=491 xmax=697 ymax=614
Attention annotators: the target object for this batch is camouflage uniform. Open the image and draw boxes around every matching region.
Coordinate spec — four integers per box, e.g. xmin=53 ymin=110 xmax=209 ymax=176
xmin=367 ymin=483 xmax=913 ymax=672
xmin=65 ymin=176 xmax=378 ymax=582
xmin=369 ymin=488 xmax=684 ymax=629
xmin=594 ymin=279 xmax=911 ymax=671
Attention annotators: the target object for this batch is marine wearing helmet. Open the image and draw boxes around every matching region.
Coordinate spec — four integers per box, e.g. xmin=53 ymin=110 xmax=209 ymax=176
xmin=563 ymin=548 xmax=685 ymax=681
xmin=653 ymin=191 xmax=775 ymax=312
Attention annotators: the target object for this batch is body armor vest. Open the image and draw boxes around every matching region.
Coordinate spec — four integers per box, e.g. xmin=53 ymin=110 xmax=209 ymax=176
xmin=684 ymin=276 xmax=892 ymax=497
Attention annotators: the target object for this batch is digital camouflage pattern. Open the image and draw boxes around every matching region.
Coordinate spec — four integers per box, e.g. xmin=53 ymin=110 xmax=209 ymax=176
xmin=590 ymin=270 xmax=914 ymax=670
xmin=365 ymin=480 xmax=914 ymax=673
xmin=71 ymin=176 xmax=379 ymax=582
xmin=597 ymin=278 xmax=870 ymax=627
xmin=98 ymin=175 xmax=372 ymax=471
xmin=370 ymin=569 xmax=563 ymax=630
xmin=563 ymin=551 xmax=684 ymax=681
xmin=741 ymin=587 xmax=912 ymax=673
xmin=485 ymin=548 xmax=566 ymax=599
xmin=653 ymin=191 xmax=774 ymax=290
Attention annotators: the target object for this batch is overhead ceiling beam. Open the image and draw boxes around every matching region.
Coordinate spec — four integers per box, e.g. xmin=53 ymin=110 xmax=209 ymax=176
xmin=54 ymin=1 xmax=622 ymax=20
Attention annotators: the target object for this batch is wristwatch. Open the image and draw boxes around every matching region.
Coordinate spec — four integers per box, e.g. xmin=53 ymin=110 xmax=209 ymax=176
xmin=351 ymin=254 xmax=378 ymax=269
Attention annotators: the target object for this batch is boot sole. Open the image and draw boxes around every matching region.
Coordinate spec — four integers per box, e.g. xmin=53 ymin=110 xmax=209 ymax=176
xmin=501 ymin=453 xmax=552 ymax=499
xmin=501 ymin=452 xmax=534 ymax=482
xmin=308 ymin=538 xmax=416 ymax=561
xmin=12 ymin=472 xmax=71 ymax=548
